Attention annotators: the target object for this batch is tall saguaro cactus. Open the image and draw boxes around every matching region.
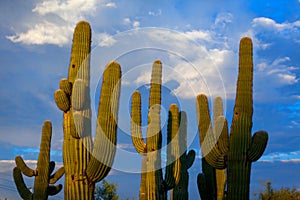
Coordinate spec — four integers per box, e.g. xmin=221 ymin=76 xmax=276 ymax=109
xmin=13 ymin=120 xmax=64 ymax=200
xmin=171 ymin=111 xmax=195 ymax=200
xmin=131 ymin=60 xmax=181 ymax=200
xmin=196 ymin=37 xmax=268 ymax=200
xmin=54 ymin=21 xmax=121 ymax=199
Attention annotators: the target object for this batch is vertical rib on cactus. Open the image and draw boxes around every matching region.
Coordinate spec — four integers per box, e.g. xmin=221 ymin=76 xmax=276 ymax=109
xmin=196 ymin=37 xmax=268 ymax=200
xmin=54 ymin=21 xmax=121 ymax=200
xmin=130 ymin=60 xmax=181 ymax=200
xmin=13 ymin=121 xmax=64 ymax=200
xmin=171 ymin=111 xmax=195 ymax=200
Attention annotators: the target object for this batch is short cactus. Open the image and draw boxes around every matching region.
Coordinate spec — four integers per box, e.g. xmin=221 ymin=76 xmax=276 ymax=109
xmin=131 ymin=60 xmax=181 ymax=200
xmin=13 ymin=120 xmax=64 ymax=200
xmin=196 ymin=37 xmax=268 ymax=200
xmin=54 ymin=21 xmax=121 ymax=199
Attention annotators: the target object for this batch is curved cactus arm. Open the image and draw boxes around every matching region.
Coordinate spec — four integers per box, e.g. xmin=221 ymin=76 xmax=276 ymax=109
xmin=15 ymin=156 xmax=36 ymax=177
xmin=54 ymin=89 xmax=70 ymax=112
xmin=86 ymin=61 xmax=121 ymax=183
xmin=164 ymin=104 xmax=181 ymax=189
xmin=59 ymin=78 xmax=72 ymax=95
xmin=13 ymin=167 xmax=33 ymax=200
xmin=47 ymin=184 xmax=63 ymax=196
xmin=248 ymin=131 xmax=268 ymax=161
xmin=131 ymin=90 xmax=147 ymax=154
xmin=196 ymin=94 xmax=225 ymax=169
xmin=49 ymin=166 xmax=65 ymax=184
xmin=185 ymin=150 xmax=196 ymax=169
xmin=214 ymin=116 xmax=229 ymax=155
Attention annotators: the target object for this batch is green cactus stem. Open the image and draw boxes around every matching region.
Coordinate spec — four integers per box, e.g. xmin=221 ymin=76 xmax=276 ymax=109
xmin=171 ymin=111 xmax=195 ymax=200
xmin=131 ymin=60 xmax=181 ymax=200
xmin=196 ymin=37 xmax=268 ymax=200
xmin=13 ymin=120 xmax=64 ymax=200
xmin=196 ymin=95 xmax=229 ymax=200
xmin=54 ymin=21 xmax=121 ymax=200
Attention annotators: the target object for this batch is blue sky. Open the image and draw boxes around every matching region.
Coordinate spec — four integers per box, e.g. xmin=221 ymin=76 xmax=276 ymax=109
xmin=1 ymin=0 xmax=300 ymax=199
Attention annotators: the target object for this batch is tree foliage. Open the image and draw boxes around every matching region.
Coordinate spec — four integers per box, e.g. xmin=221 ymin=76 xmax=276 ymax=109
xmin=94 ymin=179 xmax=119 ymax=200
xmin=255 ymin=181 xmax=300 ymax=200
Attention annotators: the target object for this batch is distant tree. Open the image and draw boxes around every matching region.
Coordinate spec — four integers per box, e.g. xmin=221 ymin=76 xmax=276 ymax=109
xmin=254 ymin=181 xmax=300 ymax=200
xmin=94 ymin=179 xmax=119 ymax=200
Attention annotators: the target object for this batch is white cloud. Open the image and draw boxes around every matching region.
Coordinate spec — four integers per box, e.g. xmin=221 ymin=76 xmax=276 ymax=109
xmin=7 ymin=22 xmax=73 ymax=46
xmin=184 ymin=30 xmax=212 ymax=42
xmin=123 ymin=17 xmax=140 ymax=28
xmin=105 ymin=2 xmax=116 ymax=8
xmin=6 ymin=0 xmax=100 ymax=45
xmin=95 ymin=33 xmax=117 ymax=47
xmin=252 ymin=17 xmax=300 ymax=32
xmin=214 ymin=12 xmax=234 ymax=27
xmin=148 ymin=9 xmax=162 ymax=16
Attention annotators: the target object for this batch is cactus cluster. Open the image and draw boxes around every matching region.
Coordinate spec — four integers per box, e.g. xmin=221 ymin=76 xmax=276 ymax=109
xmin=54 ymin=21 xmax=121 ymax=199
xmin=13 ymin=19 xmax=269 ymax=200
xmin=131 ymin=60 xmax=194 ymax=200
xmin=13 ymin=121 xmax=64 ymax=200
xmin=196 ymin=37 xmax=268 ymax=200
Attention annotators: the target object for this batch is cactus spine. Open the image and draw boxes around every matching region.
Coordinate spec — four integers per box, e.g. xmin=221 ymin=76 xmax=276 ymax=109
xmin=171 ymin=111 xmax=195 ymax=200
xmin=13 ymin=120 xmax=64 ymax=200
xmin=54 ymin=21 xmax=121 ymax=199
xmin=196 ymin=37 xmax=268 ymax=200
xmin=131 ymin=60 xmax=181 ymax=200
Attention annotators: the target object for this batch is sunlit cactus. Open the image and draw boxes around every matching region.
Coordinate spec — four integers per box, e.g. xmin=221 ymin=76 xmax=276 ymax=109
xmin=131 ymin=60 xmax=181 ymax=200
xmin=13 ymin=120 xmax=64 ymax=200
xmin=54 ymin=21 xmax=121 ymax=199
xmin=196 ymin=37 xmax=268 ymax=200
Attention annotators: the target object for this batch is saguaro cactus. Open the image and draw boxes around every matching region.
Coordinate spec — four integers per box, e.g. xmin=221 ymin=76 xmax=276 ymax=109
xmin=196 ymin=37 xmax=268 ymax=200
xmin=171 ymin=111 xmax=195 ymax=200
xmin=197 ymin=96 xmax=228 ymax=200
xmin=13 ymin=120 xmax=64 ymax=200
xmin=54 ymin=21 xmax=121 ymax=199
xmin=131 ymin=60 xmax=181 ymax=200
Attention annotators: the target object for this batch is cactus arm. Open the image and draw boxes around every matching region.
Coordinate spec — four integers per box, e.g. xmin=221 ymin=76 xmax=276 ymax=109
xmin=13 ymin=167 xmax=33 ymax=200
xmin=247 ymin=131 xmax=268 ymax=161
xmin=86 ymin=61 xmax=121 ymax=182
xmin=164 ymin=104 xmax=181 ymax=189
xmin=49 ymin=167 xmax=65 ymax=184
xmin=54 ymin=89 xmax=70 ymax=112
xmin=185 ymin=150 xmax=196 ymax=169
xmin=196 ymin=94 xmax=225 ymax=169
xmin=131 ymin=90 xmax=147 ymax=154
xmin=47 ymin=185 xmax=63 ymax=196
xmin=13 ymin=168 xmax=33 ymax=200
xmin=15 ymin=156 xmax=37 ymax=177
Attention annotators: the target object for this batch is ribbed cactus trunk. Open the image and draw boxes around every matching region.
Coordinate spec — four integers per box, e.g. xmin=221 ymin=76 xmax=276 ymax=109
xmin=54 ymin=21 xmax=121 ymax=200
xmin=131 ymin=60 xmax=181 ymax=200
xmin=196 ymin=37 xmax=268 ymax=200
